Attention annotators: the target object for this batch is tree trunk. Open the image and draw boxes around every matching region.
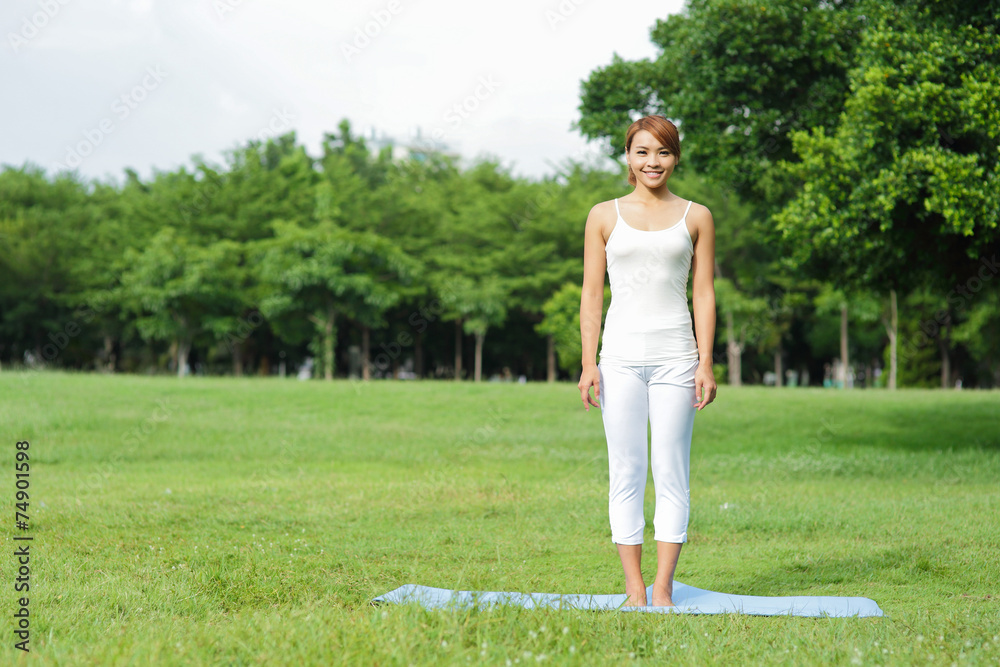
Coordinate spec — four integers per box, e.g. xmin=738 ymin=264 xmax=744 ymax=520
xmin=102 ymin=334 xmax=116 ymax=373
xmin=415 ymin=331 xmax=424 ymax=378
xmin=361 ymin=325 xmax=371 ymax=381
xmin=546 ymin=333 xmax=556 ymax=383
xmin=774 ymin=343 xmax=783 ymax=387
xmin=177 ymin=339 xmax=190 ymax=378
xmin=726 ymin=310 xmax=742 ymax=387
xmin=232 ymin=340 xmax=243 ymax=377
xmin=888 ymin=289 xmax=897 ymax=390
xmin=474 ymin=331 xmax=485 ymax=382
xmin=454 ymin=319 xmax=463 ymax=381
xmin=840 ymin=303 xmax=849 ymax=389
xmin=939 ymin=316 xmax=951 ymax=389
xmin=323 ymin=305 xmax=335 ymax=381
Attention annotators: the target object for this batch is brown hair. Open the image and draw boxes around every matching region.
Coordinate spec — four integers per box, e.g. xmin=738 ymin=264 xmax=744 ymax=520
xmin=624 ymin=115 xmax=681 ymax=186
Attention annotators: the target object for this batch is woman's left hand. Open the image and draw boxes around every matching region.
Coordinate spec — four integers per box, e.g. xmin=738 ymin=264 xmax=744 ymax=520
xmin=693 ymin=361 xmax=717 ymax=410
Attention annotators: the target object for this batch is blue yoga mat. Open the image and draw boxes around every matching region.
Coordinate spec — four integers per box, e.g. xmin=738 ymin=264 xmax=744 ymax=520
xmin=373 ymin=581 xmax=883 ymax=617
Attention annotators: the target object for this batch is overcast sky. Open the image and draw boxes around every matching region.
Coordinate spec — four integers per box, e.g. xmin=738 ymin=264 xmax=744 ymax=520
xmin=3 ymin=0 xmax=683 ymax=184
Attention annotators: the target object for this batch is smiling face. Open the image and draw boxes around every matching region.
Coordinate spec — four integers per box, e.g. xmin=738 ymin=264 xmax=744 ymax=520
xmin=626 ymin=129 xmax=677 ymax=190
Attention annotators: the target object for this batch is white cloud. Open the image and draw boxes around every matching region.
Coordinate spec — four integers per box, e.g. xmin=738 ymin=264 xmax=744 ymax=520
xmin=2 ymin=0 xmax=682 ymax=182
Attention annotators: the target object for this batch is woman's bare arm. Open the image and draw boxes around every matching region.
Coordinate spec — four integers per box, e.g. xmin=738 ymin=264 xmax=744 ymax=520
xmin=578 ymin=203 xmax=609 ymax=410
xmin=690 ymin=204 xmax=718 ymax=409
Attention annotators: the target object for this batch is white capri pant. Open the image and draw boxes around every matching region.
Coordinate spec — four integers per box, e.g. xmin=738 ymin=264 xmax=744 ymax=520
xmin=598 ymin=358 xmax=699 ymax=545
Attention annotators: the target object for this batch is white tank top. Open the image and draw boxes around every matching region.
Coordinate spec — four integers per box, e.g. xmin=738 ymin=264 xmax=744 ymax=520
xmin=598 ymin=197 xmax=700 ymax=366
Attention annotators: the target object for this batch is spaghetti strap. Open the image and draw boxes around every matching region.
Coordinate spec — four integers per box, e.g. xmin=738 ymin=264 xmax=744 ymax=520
xmin=683 ymin=200 xmax=693 ymax=219
xmin=614 ymin=198 xmax=621 ymax=217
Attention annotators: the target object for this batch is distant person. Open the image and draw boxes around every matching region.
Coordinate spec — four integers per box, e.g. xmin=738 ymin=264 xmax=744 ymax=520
xmin=578 ymin=115 xmax=718 ymax=607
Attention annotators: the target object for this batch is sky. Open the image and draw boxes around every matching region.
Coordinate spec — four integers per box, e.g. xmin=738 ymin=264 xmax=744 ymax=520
xmin=2 ymin=0 xmax=684 ymax=184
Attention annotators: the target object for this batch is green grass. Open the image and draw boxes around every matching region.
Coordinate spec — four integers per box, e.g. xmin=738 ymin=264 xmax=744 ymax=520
xmin=1 ymin=371 xmax=998 ymax=665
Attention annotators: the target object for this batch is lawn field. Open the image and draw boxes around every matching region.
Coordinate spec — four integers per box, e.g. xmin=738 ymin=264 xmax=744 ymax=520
xmin=1 ymin=371 xmax=998 ymax=666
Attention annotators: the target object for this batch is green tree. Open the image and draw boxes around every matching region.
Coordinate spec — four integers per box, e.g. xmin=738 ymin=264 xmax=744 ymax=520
xmin=0 ymin=166 xmax=98 ymax=367
xmin=577 ymin=0 xmax=863 ymax=213
xmin=813 ymin=284 xmax=884 ymax=388
xmin=428 ymin=160 xmax=518 ymax=381
xmin=535 ymin=282 xmax=612 ymax=379
xmin=952 ymin=283 xmax=1000 ymax=387
xmin=772 ymin=2 xmax=999 ymax=387
xmin=254 ymin=220 xmax=415 ymax=380
xmin=773 ymin=1 xmax=999 ymax=301
xmin=117 ymin=228 xmax=245 ymax=376
xmin=505 ymin=162 xmax=625 ymax=381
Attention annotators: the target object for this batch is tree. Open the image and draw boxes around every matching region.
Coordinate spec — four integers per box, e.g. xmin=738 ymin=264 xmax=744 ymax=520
xmin=952 ymin=283 xmax=1000 ymax=387
xmin=428 ymin=160 xmax=518 ymax=381
xmin=0 ymin=166 xmax=101 ymax=367
xmin=577 ymin=0 xmax=864 ymax=215
xmin=117 ymin=228 xmax=245 ymax=376
xmin=439 ymin=274 xmax=508 ymax=383
xmin=254 ymin=220 xmax=416 ymax=380
xmin=813 ymin=284 xmax=883 ymax=388
xmin=536 ymin=282 xmax=612 ymax=379
xmin=713 ymin=276 xmax=767 ymax=386
xmin=504 ymin=162 xmax=625 ymax=381
xmin=773 ymin=1 xmax=1000 ymax=296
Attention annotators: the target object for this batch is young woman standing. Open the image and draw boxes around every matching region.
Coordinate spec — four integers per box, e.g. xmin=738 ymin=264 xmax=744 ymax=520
xmin=578 ymin=115 xmax=718 ymax=607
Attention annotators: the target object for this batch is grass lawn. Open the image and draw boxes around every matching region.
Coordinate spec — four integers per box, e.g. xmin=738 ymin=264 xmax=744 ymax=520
xmin=1 ymin=371 xmax=998 ymax=665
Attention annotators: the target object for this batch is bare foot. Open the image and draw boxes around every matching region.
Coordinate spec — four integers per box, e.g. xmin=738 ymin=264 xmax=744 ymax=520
xmin=624 ymin=582 xmax=647 ymax=607
xmin=651 ymin=583 xmax=674 ymax=607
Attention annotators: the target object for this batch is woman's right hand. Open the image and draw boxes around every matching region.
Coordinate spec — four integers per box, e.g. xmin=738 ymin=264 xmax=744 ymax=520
xmin=578 ymin=364 xmax=601 ymax=412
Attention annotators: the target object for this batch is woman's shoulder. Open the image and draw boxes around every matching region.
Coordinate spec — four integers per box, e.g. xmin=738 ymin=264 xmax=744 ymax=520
xmin=686 ymin=200 xmax=714 ymax=223
xmin=684 ymin=200 xmax=714 ymax=246
xmin=585 ymin=199 xmax=619 ymax=244
xmin=681 ymin=197 xmax=707 ymax=210
xmin=588 ymin=198 xmax=619 ymax=216
xmin=585 ymin=198 xmax=619 ymax=227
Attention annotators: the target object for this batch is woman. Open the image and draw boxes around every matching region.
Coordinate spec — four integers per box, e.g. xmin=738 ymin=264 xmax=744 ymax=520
xmin=578 ymin=115 xmax=717 ymax=607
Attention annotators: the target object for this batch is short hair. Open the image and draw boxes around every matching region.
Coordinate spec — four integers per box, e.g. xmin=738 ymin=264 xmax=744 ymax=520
xmin=624 ymin=115 xmax=681 ymax=186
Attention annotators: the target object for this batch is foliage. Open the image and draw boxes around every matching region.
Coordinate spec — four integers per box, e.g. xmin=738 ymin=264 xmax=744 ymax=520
xmin=536 ymin=282 xmax=613 ymax=376
xmin=774 ymin=1 xmax=1000 ymax=293
xmin=3 ymin=0 xmax=999 ymax=388
xmin=577 ymin=0 xmax=864 ymax=214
